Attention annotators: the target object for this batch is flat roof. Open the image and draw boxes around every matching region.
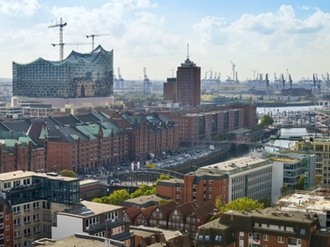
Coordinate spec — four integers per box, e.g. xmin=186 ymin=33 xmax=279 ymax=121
xmin=122 ymin=195 xmax=164 ymax=205
xmin=197 ymin=156 xmax=271 ymax=175
xmin=79 ymin=179 xmax=100 ymax=186
xmin=278 ymin=193 xmax=330 ymax=212
xmin=58 ymin=200 xmax=123 ymax=218
xmin=131 ymin=225 xmax=183 ymax=241
xmin=33 ymin=233 xmax=117 ymax=246
xmin=224 ymin=207 xmax=317 ymax=223
xmin=0 ymin=170 xmax=78 ymax=182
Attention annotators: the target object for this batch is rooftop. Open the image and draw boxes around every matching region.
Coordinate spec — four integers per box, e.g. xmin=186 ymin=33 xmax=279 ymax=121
xmin=33 ymin=233 xmax=116 ymax=246
xmin=0 ymin=170 xmax=78 ymax=182
xmin=131 ymin=225 xmax=183 ymax=241
xmin=58 ymin=200 xmax=123 ymax=218
xmin=277 ymin=192 xmax=330 ymax=212
xmin=197 ymin=156 xmax=272 ymax=175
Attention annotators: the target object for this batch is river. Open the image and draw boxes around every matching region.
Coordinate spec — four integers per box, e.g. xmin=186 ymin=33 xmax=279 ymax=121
xmin=257 ymin=105 xmax=321 ymax=115
xmin=257 ymin=105 xmax=322 ymax=151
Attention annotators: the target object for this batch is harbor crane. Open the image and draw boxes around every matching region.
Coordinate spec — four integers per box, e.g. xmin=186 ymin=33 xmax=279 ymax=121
xmin=230 ymin=60 xmax=237 ymax=82
xmin=86 ymin=33 xmax=111 ymax=50
xmin=48 ymin=18 xmax=67 ymax=61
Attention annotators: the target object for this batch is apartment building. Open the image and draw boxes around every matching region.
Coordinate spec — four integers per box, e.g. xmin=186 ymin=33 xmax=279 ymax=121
xmin=0 ymin=197 xmax=13 ymax=247
xmin=160 ymin=104 xmax=256 ymax=146
xmin=0 ymin=170 xmax=80 ymax=247
xmin=52 ymin=200 xmax=134 ymax=246
xmin=295 ymin=138 xmax=330 ymax=187
xmin=195 ymin=207 xmax=324 ymax=247
xmin=277 ymin=190 xmax=330 ymax=228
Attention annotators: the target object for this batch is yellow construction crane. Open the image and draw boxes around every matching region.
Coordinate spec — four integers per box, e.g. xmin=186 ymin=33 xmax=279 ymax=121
xmin=48 ymin=18 xmax=67 ymax=61
xmin=86 ymin=33 xmax=111 ymax=50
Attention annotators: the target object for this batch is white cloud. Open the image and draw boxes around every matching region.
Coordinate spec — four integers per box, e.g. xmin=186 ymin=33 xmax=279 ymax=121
xmin=0 ymin=0 xmax=40 ymax=16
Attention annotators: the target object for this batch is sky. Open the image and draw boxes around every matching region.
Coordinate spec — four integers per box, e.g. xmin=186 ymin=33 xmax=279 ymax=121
xmin=0 ymin=0 xmax=330 ymax=82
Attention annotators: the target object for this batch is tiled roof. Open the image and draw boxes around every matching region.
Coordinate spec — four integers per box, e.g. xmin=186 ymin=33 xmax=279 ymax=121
xmin=53 ymin=114 xmax=81 ymax=126
xmin=124 ymin=207 xmax=141 ymax=221
xmin=176 ymin=201 xmax=197 ymax=217
xmin=158 ymin=201 xmax=177 ymax=217
xmin=194 ymin=200 xmax=216 ymax=218
xmin=141 ymin=205 xmax=158 ymax=218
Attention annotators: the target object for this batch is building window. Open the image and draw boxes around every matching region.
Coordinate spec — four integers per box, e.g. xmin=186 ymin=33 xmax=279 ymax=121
xmin=215 ymin=235 xmax=222 ymax=241
xmin=300 ymin=229 xmax=306 ymax=235
xmin=263 ymin=234 xmax=268 ymax=241
xmin=278 ymin=236 xmax=284 ymax=243
xmin=209 ymin=180 xmax=213 ymax=184
xmin=23 ymin=204 xmax=30 ymax=212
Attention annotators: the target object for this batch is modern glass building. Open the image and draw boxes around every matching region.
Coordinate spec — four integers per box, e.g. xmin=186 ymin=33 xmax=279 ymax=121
xmin=12 ymin=45 xmax=113 ymax=98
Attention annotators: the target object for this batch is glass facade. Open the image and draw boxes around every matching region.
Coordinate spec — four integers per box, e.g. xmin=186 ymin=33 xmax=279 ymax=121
xmin=7 ymin=176 xmax=80 ymax=206
xmin=12 ymin=45 xmax=113 ymax=98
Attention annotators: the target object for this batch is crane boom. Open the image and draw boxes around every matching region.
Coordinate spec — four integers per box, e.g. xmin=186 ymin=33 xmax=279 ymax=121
xmin=48 ymin=18 xmax=67 ymax=61
xmin=86 ymin=33 xmax=111 ymax=50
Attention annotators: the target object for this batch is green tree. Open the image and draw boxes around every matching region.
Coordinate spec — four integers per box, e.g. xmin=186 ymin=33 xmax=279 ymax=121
xmin=281 ymin=184 xmax=291 ymax=196
xmin=155 ymin=174 xmax=171 ymax=184
xmin=130 ymin=184 xmax=156 ymax=198
xmin=259 ymin=114 xmax=274 ymax=126
xmin=94 ymin=189 xmax=130 ymax=205
xmin=218 ymin=197 xmax=264 ymax=212
xmin=295 ymin=175 xmax=305 ymax=190
xmin=315 ymin=174 xmax=322 ymax=188
xmin=59 ymin=169 xmax=77 ymax=178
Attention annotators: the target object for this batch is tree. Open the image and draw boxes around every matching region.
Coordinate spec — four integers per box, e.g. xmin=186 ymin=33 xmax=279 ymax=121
xmin=295 ymin=175 xmax=305 ymax=190
xmin=130 ymin=184 xmax=156 ymax=198
xmin=218 ymin=197 xmax=264 ymax=212
xmin=59 ymin=169 xmax=77 ymax=178
xmin=259 ymin=114 xmax=274 ymax=126
xmin=155 ymin=174 xmax=171 ymax=184
xmin=106 ymin=189 xmax=130 ymax=205
xmin=315 ymin=174 xmax=322 ymax=188
xmin=281 ymin=184 xmax=291 ymax=196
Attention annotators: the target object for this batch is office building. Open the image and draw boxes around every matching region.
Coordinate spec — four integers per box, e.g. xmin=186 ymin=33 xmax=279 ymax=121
xmin=52 ymin=200 xmax=134 ymax=245
xmin=160 ymin=104 xmax=256 ymax=146
xmin=163 ymin=77 xmax=177 ymax=102
xmin=296 ymin=138 xmax=330 ymax=187
xmin=176 ymin=50 xmax=201 ymax=107
xmin=0 ymin=170 xmax=80 ymax=247
xmin=157 ymin=156 xmax=273 ymax=205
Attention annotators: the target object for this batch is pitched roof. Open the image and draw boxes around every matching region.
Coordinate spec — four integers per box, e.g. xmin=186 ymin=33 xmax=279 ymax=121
xmin=175 ymin=201 xmax=197 ymax=218
xmin=194 ymin=200 xmax=217 ymax=218
xmin=141 ymin=205 xmax=158 ymax=218
xmin=124 ymin=207 xmax=141 ymax=221
xmin=158 ymin=201 xmax=177 ymax=217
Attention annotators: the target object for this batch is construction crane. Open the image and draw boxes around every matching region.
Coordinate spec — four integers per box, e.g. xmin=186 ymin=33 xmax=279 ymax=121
xmin=48 ymin=18 xmax=67 ymax=61
xmin=51 ymin=42 xmax=92 ymax=47
xmin=86 ymin=33 xmax=111 ymax=50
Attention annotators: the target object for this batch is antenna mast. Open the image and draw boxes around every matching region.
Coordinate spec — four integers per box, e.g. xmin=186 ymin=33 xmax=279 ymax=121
xmin=48 ymin=18 xmax=67 ymax=61
xmin=186 ymin=43 xmax=190 ymax=60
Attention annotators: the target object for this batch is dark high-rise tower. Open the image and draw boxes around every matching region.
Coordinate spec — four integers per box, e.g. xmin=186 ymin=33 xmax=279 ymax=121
xmin=176 ymin=44 xmax=201 ymax=107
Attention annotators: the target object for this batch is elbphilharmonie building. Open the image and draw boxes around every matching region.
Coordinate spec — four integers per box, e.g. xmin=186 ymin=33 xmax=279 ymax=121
xmin=12 ymin=45 xmax=113 ymax=107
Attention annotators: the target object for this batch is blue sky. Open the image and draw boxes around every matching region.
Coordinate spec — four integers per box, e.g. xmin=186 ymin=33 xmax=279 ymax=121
xmin=0 ymin=0 xmax=330 ymax=82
